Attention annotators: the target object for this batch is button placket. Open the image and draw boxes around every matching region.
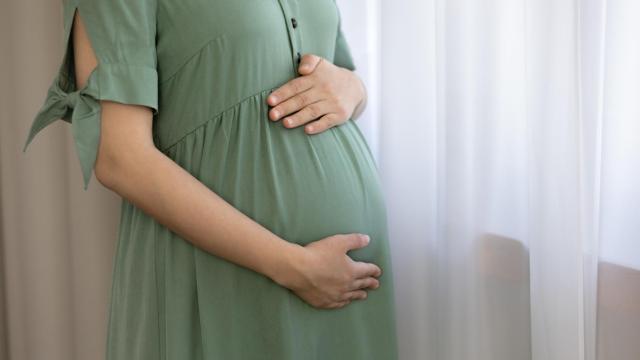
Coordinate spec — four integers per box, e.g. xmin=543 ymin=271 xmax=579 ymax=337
xmin=275 ymin=0 xmax=302 ymax=74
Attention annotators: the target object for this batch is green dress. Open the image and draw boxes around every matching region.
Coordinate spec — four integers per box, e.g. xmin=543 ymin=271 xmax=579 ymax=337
xmin=23 ymin=0 xmax=399 ymax=358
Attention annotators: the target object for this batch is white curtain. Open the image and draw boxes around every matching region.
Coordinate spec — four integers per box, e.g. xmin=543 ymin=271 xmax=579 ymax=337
xmin=338 ymin=0 xmax=640 ymax=359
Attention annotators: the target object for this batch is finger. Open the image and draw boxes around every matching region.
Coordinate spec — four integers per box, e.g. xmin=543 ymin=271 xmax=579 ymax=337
xmin=282 ymin=100 xmax=332 ymax=129
xmin=298 ymin=54 xmax=322 ymax=75
xmin=267 ymin=77 xmax=313 ymax=107
xmin=268 ymin=88 xmax=321 ymax=121
xmin=304 ymin=113 xmax=343 ymax=134
xmin=339 ymin=233 xmax=371 ymax=252
xmin=351 ymin=261 xmax=383 ymax=279
xmin=340 ymin=290 xmax=368 ymax=301
xmin=349 ymin=277 xmax=380 ymax=291
xmin=330 ymin=300 xmax=351 ymax=309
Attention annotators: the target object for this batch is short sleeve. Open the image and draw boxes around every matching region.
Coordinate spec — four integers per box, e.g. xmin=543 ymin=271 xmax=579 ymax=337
xmin=333 ymin=2 xmax=357 ymax=71
xmin=22 ymin=0 xmax=159 ymax=190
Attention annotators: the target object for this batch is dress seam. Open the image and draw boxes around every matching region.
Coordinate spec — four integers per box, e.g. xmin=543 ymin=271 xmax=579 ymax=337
xmin=158 ymin=34 xmax=226 ymax=86
xmin=159 ymin=85 xmax=280 ymax=153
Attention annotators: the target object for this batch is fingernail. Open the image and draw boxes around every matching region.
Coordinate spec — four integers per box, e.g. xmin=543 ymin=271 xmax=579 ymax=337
xmin=361 ymin=234 xmax=370 ymax=243
xmin=306 ymin=125 xmax=314 ymax=133
xmin=272 ymin=110 xmax=280 ymax=119
xmin=269 ymin=95 xmax=278 ymax=104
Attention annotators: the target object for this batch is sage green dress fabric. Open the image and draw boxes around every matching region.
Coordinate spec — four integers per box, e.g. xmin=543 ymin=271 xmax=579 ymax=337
xmin=23 ymin=0 xmax=399 ymax=359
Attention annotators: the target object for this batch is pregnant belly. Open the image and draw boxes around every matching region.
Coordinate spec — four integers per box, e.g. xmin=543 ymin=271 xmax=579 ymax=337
xmin=164 ymin=90 xmax=389 ymax=264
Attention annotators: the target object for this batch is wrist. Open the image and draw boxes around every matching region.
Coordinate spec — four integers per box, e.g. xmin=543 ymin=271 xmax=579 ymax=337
xmin=351 ymin=73 xmax=367 ymax=120
xmin=268 ymin=240 xmax=308 ymax=290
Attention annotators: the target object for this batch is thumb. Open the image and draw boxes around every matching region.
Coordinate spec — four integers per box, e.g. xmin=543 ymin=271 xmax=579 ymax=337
xmin=340 ymin=233 xmax=371 ymax=252
xmin=298 ymin=54 xmax=321 ymax=75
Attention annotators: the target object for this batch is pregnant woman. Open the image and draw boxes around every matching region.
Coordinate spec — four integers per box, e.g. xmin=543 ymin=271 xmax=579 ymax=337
xmin=23 ymin=0 xmax=398 ymax=358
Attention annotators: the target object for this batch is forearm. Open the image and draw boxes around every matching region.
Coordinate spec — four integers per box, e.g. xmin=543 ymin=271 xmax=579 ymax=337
xmin=95 ymin=144 xmax=303 ymax=287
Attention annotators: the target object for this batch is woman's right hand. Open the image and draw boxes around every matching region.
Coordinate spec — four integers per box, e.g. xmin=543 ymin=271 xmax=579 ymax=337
xmin=283 ymin=233 xmax=383 ymax=309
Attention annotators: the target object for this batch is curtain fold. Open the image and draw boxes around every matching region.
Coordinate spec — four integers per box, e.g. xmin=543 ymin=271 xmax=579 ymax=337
xmin=372 ymin=0 xmax=640 ymax=359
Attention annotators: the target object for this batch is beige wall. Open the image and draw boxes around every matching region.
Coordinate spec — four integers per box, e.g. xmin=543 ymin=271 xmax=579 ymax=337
xmin=1 ymin=1 xmax=121 ymax=359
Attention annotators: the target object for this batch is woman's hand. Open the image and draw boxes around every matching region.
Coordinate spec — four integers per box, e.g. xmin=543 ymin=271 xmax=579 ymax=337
xmin=266 ymin=54 xmax=367 ymax=135
xmin=279 ymin=233 xmax=382 ymax=310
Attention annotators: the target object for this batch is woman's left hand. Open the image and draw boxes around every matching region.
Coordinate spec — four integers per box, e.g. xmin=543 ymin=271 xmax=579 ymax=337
xmin=266 ymin=54 xmax=366 ymax=135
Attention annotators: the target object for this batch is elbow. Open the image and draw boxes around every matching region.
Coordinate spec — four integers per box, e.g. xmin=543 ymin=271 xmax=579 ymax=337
xmin=94 ymin=141 xmax=158 ymax=191
xmin=94 ymin=151 xmax=120 ymax=190
xmin=94 ymin=143 xmax=133 ymax=191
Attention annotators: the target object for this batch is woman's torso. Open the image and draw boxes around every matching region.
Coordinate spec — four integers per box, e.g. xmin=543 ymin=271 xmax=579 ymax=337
xmin=154 ymin=0 xmax=389 ymax=258
xmin=154 ymin=0 xmax=341 ymax=151
xmin=110 ymin=1 xmax=398 ymax=358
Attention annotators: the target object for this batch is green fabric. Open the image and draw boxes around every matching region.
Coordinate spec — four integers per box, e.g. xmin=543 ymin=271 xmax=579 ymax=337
xmin=23 ymin=0 xmax=398 ymax=358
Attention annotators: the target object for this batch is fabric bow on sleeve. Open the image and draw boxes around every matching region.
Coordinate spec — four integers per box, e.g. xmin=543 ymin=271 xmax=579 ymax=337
xmin=23 ymin=70 xmax=102 ymax=191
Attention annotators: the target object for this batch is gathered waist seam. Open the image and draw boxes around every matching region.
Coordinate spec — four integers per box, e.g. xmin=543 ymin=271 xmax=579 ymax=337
xmin=158 ymin=85 xmax=280 ymax=154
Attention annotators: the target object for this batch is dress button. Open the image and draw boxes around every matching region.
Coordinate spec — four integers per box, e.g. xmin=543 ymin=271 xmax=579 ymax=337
xmin=291 ymin=17 xmax=298 ymax=28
